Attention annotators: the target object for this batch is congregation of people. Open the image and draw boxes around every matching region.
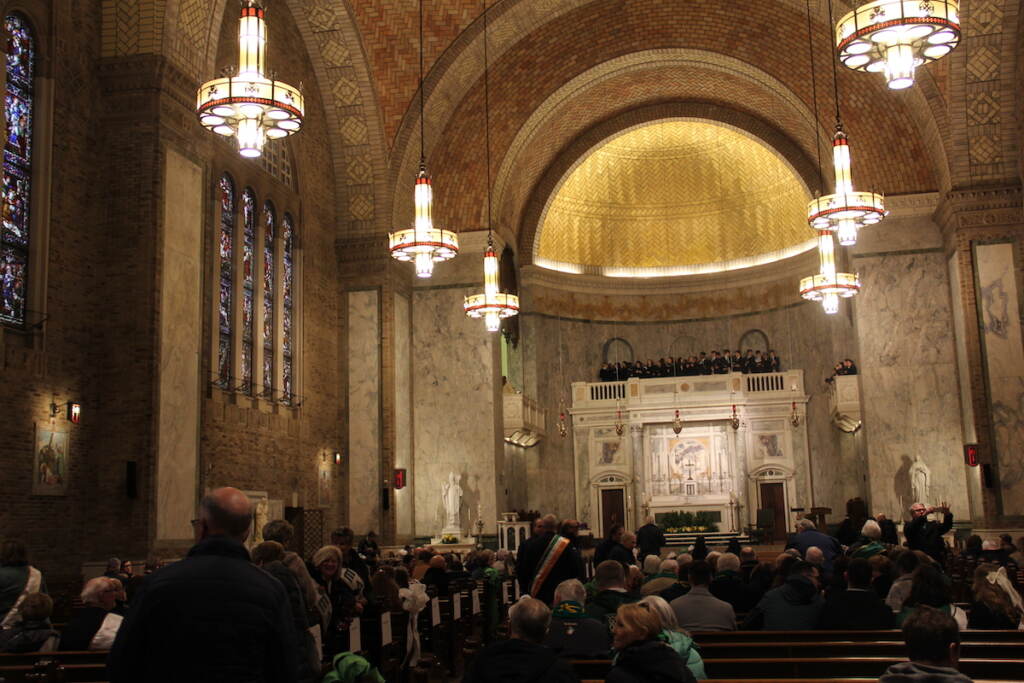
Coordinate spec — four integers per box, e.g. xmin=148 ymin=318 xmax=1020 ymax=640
xmin=599 ymin=348 xmax=782 ymax=381
xmin=1 ymin=489 xmax=1022 ymax=682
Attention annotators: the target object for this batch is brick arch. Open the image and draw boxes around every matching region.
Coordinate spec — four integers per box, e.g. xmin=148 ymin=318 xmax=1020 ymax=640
xmin=516 ymin=102 xmax=823 ymax=265
xmin=490 ymin=50 xmax=834 ymax=256
xmin=389 ymin=0 xmax=951 ymax=235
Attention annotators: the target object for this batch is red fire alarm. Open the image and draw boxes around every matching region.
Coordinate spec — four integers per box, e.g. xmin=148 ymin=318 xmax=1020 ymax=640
xmin=393 ymin=468 xmax=407 ymax=489
xmin=964 ymin=444 xmax=979 ymax=467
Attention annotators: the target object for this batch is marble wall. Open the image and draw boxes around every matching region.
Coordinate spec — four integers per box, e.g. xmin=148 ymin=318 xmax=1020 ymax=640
xmin=394 ymin=293 xmax=414 ymax=538
xmin=412 ymin=286 xmax=503 ymax=536
xmin=155 ymin=148 xmax=203 ymax=541
xmin=348 ymin=290 xmax=381 ymax=534
xmin=853 ymin=245 xmax=968 ymax=518
xmin=974 ymin=243 xmax=1024 ymax=516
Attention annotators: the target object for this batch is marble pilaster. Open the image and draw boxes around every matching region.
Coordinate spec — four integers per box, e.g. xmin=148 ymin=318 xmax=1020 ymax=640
xmin=347 ymin=290 xmax=381 ymax=534
xmin=393 ymin=293 xmax=413 ymax=538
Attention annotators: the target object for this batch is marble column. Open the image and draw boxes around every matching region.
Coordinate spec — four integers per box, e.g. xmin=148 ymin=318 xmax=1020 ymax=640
xmin=347 ymin=290 xmax=381 ymax=536
xmin=935 ymin=186 xmax=1023 ymax=523
xmin=630 ymin=424 xmax=644 ymax=528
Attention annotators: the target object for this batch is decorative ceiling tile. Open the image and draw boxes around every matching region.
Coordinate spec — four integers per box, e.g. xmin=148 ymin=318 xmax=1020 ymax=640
xmin=339 ymin=116 xmax=368 ymax=146
xmin=967 ymin=91 xmax=1000 ymax=126
xmin=966 ymin=46 xmax=999 ymax=82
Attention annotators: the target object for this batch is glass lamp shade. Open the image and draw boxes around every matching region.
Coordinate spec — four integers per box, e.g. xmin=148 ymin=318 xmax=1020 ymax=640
xmin=806 ymin=129 xmax=886 ymax=246
xmin=196 ymin=4 xmax=304 ymax=157
xmin=464 ymin=246 xmax=520 ymax=330
xmin=388 ymin=166 xmax=459 ymax=277
xmin=836 ymin=0 xmax=960 ymax=89
xmin=799 ymin=232 xmax=860 ymax=314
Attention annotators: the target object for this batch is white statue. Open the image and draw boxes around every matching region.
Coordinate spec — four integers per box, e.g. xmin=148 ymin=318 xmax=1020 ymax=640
xmin=442 ymin=472 xmax=463 ymax=533
xmin=910 ymin=455 xmax=931 ymax=507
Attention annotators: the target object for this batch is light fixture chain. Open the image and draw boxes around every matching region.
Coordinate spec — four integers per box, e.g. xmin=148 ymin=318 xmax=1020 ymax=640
xmin=826 ymin=0 xmax=842 ymax=128
xmin=806 ymin=0 xmax=824 ymax=192
xmin=419 ymin=0 xmax=425 ymax=162
xmin=483 ymin=0 xmax=492 ymax=237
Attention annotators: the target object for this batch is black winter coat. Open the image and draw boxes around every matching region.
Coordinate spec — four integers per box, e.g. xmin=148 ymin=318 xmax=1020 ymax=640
xmin=462 ymin=638 xmax=578 ymax=683
xmin=516 ymin=533 xmax=582 ymax=605
xmin=107 ymin=536 xmax=299 ymax=683
xmin=606 ymin=639 xmax=695 ymax=683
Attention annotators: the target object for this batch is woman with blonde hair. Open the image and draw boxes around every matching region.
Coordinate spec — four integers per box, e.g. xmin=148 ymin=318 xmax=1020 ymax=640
xmin=607 ymin=602 xmax=695 ymax=682
xmin=636 ymin=595 xmax=705 ymax=679
xmin=968 ymin=564 xmax=1023 ymax=630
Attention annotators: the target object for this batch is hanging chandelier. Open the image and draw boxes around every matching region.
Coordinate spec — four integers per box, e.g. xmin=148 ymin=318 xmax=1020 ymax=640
xmin=388 ymin=0 xmax=458 ymax=278
xmin=806 ymin=124 xmax=886 ymax=246
xmin=836 ymin=0 xmax=960 ymax=90
xmin=196 ymin=1 xmax=304 ymax=158
xmin=800 ymin=0 xmax=862 ymax=315
xmin=464 ymin=1 xmax=519 ymax=331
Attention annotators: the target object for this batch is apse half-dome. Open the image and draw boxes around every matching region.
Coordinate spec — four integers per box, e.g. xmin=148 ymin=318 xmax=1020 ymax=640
xmin=534 ymin=119 xmax=817 ymax=277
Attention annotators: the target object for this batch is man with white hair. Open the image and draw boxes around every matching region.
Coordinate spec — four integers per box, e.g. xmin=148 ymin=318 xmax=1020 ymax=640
xmin=58 ymin=577 xmax=123 ymax=650
xmin=109 ymin=487 xmax=299 ymax=682
xmin=607 ymin=531 xmax=637 ymax=574
xmin=463 ymin=597 xmax=576 ymax=683
xmin=905 ymin=502 xmax=953 ymax=564
xmin=786 ymin=518 xmax=841 ymax=572
xmin=642 ymin=559 xmax=679 ymax=595
xmin=710 ymin=552 xmax=753 ymax=612
xmin=544 ymin=579 xmax=610 ymax=657
xmin=850 ymin=519 xmax=886 ymax=559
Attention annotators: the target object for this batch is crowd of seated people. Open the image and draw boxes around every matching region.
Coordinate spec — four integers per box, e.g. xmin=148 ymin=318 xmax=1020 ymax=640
xmin=599 ymin=348 xmax=782 ymax=381
xmin=3 ymin=494 xmax=1023 ymax=683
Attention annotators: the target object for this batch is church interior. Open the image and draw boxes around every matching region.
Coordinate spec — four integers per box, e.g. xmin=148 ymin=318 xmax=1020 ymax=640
xmin=0 ymin=0 xmax=1022 ymax=597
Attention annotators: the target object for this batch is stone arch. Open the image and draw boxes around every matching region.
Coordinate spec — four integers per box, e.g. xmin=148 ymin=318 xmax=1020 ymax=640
xmin=602 ymin=337 xmax=635 ymax=365
xmin=737 ymin=329 xmax=771 ymax=354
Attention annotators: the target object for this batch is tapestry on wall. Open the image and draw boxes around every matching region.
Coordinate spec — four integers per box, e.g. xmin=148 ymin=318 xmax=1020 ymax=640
xmin=32 ymin=424 xmax=69 ymax=496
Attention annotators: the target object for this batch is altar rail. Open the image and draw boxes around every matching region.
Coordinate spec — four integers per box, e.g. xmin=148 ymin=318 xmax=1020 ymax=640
xmin=573 ymin=370 xmax=804 ymax=409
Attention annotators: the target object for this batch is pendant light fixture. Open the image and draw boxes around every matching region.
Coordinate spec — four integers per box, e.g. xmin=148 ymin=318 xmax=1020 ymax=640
xmin=806 ymin=0 xmax=887 ymax=248
xmin=836 ymin=0 xmax=960 ymax=90
xmin=464 ymin=2 xmax=520 ymax=331
xmin=799 ymin=0 xmax=861 ymax=314
xmin=196 ymin=1 xmax=305 ymax=158
xmin=388 ymin=0 xmax=459 ymax=277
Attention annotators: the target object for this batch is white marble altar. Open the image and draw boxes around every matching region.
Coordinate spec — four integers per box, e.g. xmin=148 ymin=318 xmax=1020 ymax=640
xmin=570 ymin=372 xmax=809 ymax=536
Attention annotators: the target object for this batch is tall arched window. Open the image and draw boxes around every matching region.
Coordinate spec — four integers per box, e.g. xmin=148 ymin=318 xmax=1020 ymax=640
xmin=0 ymin=13 xmax=35 ymax=326
xmin=217 ymin=174 xmax=235 ymax=386
xmin=240 ymin=188 xmax=257 ymax=395
xmin=282 ymin=212 xmax=295 ymax=404
xmin=262 ymin=201 xmax=276 ymax=396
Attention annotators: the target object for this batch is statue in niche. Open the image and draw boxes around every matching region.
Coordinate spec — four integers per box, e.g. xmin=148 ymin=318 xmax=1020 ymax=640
xmin=910 ymin=455 xmax=931 ymax=505
xmin=442 ymin=472 xmax=463 ymax=533
xmin=253 ymin=498 xmax=269 ymax=543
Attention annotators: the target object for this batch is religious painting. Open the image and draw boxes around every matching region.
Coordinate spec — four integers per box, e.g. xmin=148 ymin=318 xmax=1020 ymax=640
xmin=317 ymin=457 xmax=331 ymax=508
xmin=593 ymin=427 xmax=622 ymax=465
xmin=668 ymin=437 xmax=711 ymax=481
xmin=756 ymin=433 xmax=784 ymax=459
xmin=598 ymin=440 xmax=621 ymax=465
xmin=32 ymin=424 xmax=68 ymax=496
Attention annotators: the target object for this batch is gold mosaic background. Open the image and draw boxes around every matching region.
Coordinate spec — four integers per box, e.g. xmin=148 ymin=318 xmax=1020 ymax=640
xmin=536 ymin=120 xmax=812 ymax=273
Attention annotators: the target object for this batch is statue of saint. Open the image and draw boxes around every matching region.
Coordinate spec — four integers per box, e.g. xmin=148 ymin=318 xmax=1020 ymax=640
xmin=910 ymin=455 xmax=930 ymax=506
xmin=442 ymin=472 xmax=462 ymax=532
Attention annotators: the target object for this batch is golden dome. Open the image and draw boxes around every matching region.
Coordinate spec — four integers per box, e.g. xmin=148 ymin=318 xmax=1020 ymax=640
xmin=535 ymin=120 xmax=816 ymax=277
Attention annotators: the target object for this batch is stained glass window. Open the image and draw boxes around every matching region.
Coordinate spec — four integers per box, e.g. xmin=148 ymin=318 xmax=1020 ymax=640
xmin=263 ymin=202 xmax=276 ymax=396
xmin=217 ymin=174 xmax=235 ymax=387
xmin=240 ymin=188 xmax=256 ymax=394
xmin=282 ymin=213 xmax=294 ymax=404
xmin=1 ymin=14 xmax=34 ymax=326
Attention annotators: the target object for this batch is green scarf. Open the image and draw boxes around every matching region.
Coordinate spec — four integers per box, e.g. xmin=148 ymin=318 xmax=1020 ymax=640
xmin=322 ymin=652 xmax=385 ymax=683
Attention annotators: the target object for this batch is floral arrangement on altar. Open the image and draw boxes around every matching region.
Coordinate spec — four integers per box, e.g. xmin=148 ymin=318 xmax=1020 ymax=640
xmin=440 ymin=534 xmax=458 ymax=544
xmin=659 ymin=511 xmax=718 ymax=534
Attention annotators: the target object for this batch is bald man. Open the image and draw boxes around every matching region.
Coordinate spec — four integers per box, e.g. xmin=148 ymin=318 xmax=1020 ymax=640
xmin=109 ymin=487 xmax=299 ymax=683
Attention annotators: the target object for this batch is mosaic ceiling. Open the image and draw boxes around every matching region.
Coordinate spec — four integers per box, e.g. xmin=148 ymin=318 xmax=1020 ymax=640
xmin=535 ymin=120 xmax=817 ymax=277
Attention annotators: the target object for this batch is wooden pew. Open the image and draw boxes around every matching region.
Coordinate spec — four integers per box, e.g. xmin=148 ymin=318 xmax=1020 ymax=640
xmin=696 ymin=640 xmax=1024 ymax=660
xmin=691 ymin=629 xmax=1024 ymax=643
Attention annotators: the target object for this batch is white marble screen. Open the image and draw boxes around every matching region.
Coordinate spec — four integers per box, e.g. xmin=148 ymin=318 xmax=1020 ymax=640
xmin=348 ymin=290 xmax=381 ymax=533
xmin=974 ymin=243 xmax=1024 ymax=515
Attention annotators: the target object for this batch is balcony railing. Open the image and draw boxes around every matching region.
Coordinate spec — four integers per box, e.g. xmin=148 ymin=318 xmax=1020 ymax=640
xmin=572 ymin=370 xmax=805 ymax=410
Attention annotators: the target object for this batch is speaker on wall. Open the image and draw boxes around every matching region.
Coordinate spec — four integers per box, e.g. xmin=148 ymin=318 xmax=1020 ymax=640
xmin=126 ymin=461 xmax=138 ymax=498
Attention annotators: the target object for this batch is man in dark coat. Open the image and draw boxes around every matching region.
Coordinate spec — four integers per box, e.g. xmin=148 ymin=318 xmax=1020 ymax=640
xmin=818 ymin=558 xmax=894 ymax=630
xmin=743 ymin=561 xmax=824 ymax=630
xmin=463 ymin=597 xmax=576 ymax=683
xmin=593 ymin=524 xmax=624 ymax=566
xmin=607 ymin=532 xmax=637 ymax=575
xmin=585 ymin=561 xmax=640 ymax=627
xmin=108 ymin=487 xmax=299 ymax=683
xmin=516 ymin=514 xmax=582 ymax=605
xmin=636 ymin=516 xmax=666 ymax=563
xmin=904 ymin=502 xmax=953 ymax=564
xmin=876 ymin=513 xmax=899 ymax=546
xmin=786 ymin=519 xmax=842 ymax=573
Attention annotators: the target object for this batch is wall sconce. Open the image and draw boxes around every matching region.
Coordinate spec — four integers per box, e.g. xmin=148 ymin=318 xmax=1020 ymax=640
xmin=50 ymin=399 xmax=81 ymax=424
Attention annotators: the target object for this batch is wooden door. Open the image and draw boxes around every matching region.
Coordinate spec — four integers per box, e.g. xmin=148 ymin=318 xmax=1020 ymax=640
xmin=759 ymin=482 xmax=787 ymax=542
xmin=600 ymin=488 xmax=625 ymax=537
